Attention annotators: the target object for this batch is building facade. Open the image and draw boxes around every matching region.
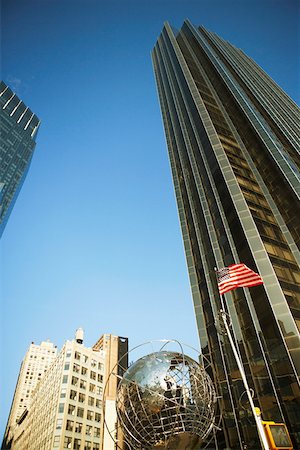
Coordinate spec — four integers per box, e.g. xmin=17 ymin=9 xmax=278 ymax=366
xmin=2 ymin=340 xmax=58 ymax=449
xmin=152 ymin=20 xmax=300 ymax=449
xmin=5 ymin=331 xmax=128 ymax=450
xmin=0 ymin=80 xmax=40 ymax=237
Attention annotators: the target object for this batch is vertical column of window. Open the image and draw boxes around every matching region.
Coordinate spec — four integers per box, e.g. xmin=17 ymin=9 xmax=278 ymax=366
xmin=1 ymin=88 xmax=14 ymax=110
xmin=154 ymin=37 xmax=224 ymax=387
xmin=236 ymin=46 xmax=300 ymax=126
xmin=161 ymin=30 xmax=223 ymax=312
xmin=153 ymin=40 xmax=209 ymax=349
xmin=0 ymin=81 xmax=9 ymax=97
xmin=1 ymin=135 xmax=34 ymax=221
xmin=206 ymin=28 xmax=300 ymax=128
xmin=160 ymin=29 xmax=235 ymax=369
xmin=200 ymin=28 xmax=300 ymax=166
xmin=3 ymin=95 xmax=19 ymax=115
xmin=204 ymin=28 xmax=300 ymax=130
xmin=153 ymin=48 xmax=192 ymax=287
xmin=1 ymin=116 xmax=25 ymax=182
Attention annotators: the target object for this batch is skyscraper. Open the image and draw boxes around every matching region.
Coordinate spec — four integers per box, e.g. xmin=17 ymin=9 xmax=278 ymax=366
xmin=0 ymin=81 xmax=40 ymax=237
xmin=152 ymin=20 xmax=300 ymax=449
xmin=3 ymin=331 xmax=128 ymax=450
xmin=2 ymin=340 xmax=58 ymax=449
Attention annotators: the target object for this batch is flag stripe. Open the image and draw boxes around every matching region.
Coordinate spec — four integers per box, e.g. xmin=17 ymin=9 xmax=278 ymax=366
xmin=217 ymin=263 xmax=263 ymax=295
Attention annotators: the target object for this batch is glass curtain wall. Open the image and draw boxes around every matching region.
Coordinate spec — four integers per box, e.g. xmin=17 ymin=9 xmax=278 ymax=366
xmin=152 ymin=20 xmax=300 ymax=449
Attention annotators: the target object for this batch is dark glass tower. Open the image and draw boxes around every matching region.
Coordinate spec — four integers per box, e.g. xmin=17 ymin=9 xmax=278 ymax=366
xmin=0 ymin=81 xmax=40 ymax=237
xmin=152 ymin=21 xmax=300 ymax=449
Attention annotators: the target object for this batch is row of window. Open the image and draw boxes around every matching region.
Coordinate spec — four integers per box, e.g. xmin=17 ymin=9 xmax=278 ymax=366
xmin=71 ymin=364 xmax=103 ymax=382
xmin=68 ymin=378 xmax=102 ymax=395
xmin=71 ymin=373 xmax=103 ymax=385
xmin=53 ymin=436 xmax=100 ymax=450
xmin=65 ymin=420 xmax=101 ymax=437
xmin=64 ymin=404 xmax=101 ymax=422
xmin=63 ymin=373 xmax=103 ymax=389
xmin=273 ymin=264 xmax=300 ymax=285
xmin=65 ymin=350 xmax=103 ymax=372
xmin=69 ymin=390 xmax=101 ymax=407
xmin=56 ymin=419 xmax=100 ymax=435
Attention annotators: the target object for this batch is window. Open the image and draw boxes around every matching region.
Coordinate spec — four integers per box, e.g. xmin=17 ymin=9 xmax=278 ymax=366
xmin=77 ymin=407 xmax=84 ymax=418
xmin=75 ymin=422 xmax=82 ymax=433
xmin=97 ymin=374 xmax=103 ymax=383
xmin=73 ymin=439 xmax=81 ymax=450
xmin=53 ymin=436 xmax=60 ymax=447
xmin=70 ymin=390 xmax=77 ymax=400
xmin=56 ymin=419 xmax=63 ymax=430
xmin=84 ymin=442 xmax=92 ymax=450
xmin=80 ymin=379 xmax=86 ymax=389
xmin=73 ymin=364 xmax=80 ymax=373
xmin=87 ymin=410 xmax=94 ymax=420
xmin=88 ymin=396 xmax=94 ymax=406
xmin=68 ymin=405 xmax=75 ymax=416
xmin=93 ymin=444 xmax=99 ymax=450
xmin=58 ymin=403 xmax=64 ymax=413
xmin=83 ymin=355 xmax=88 ymax=363
xmin=95 ymin=399 xmax=101 ymax=408
xmin=74 ymin=351 xmax=81 ymax=361
xmin=91 ymin=359 xmax=97 ymax=368
xmin=81 ymin=367 xmax=87 ymax=376
xmin=78 ymin=393 xmax=85 ymax=403
xmin=94 ymin=427 xmax=100 ymax=438
xmin=64 ymin=362 xmax=70 ymax=370
xmin=86 ymin=425 xmax=92 ymax=436
xmin=62 ymin=375 xmax=68 ymax=384
xmin=90 ymin=371 xmax=96 ymax=380
xmin=293 ymin=271 xmax=300 ymax=283
xmin=98 ymin=362 xmax=103 ymax=370
xmin=95 ymin=412 xmax=101 ymax=422
xmin=64 ymin=436 xmax=72 ymax=449
xmin=96 ymin=386 xmax=102 ymax=395
xmin=66 ymin=420 xmax=74 ymax=431
xmin=89 ymin=383 xmax=95 ymax=393
xmin=66 ymin=350 xmax=72 ymax=358
xmin=61 ymin=388 xmax=67 ymax=398
xmin=72 ymin=376 xmax=78 ymax=386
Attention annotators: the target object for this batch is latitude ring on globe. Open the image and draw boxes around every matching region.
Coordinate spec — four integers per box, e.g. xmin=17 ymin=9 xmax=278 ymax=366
xmin=103 ymin=340 xmax=219 ymax=450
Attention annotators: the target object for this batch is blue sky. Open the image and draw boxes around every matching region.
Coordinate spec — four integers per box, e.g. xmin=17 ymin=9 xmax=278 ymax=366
xmin=1 ymin=0 xmax=299 ymax=438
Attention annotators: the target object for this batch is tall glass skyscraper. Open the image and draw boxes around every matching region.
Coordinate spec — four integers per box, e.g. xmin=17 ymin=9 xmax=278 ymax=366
xmin=152 ymin=20 xmax=300 ymax=449
xmin=0 ymin=81 xmax=40 ymax=237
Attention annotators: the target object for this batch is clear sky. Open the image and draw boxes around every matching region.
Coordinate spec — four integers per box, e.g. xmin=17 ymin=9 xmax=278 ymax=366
xmin=1 ymin=0 xmax=299 ymax=438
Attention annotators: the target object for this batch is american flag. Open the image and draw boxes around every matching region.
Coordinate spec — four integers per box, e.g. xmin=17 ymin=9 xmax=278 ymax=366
xmin=216 ymin=263 xmax=263 ymax=295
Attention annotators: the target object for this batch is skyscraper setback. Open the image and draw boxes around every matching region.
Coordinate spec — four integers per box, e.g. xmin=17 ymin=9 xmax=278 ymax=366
xmin=0 ymin=81 xmax=40 ymax=237
xmin=152 ymin=20 xmax=300 ymax=448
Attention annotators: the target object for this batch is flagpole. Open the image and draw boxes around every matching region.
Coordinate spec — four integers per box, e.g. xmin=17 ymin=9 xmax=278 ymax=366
xmin=215 ymin=269 xmax=270 ymax=450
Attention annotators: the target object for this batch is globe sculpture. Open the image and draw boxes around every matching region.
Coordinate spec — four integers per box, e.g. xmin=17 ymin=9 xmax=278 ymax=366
xmin=116 ymin=350 xmax=217 ymax=450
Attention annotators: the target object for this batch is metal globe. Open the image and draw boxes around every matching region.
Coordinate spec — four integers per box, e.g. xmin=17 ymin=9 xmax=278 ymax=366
xmin=116 ymin=350 xmax=217 ymax=450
